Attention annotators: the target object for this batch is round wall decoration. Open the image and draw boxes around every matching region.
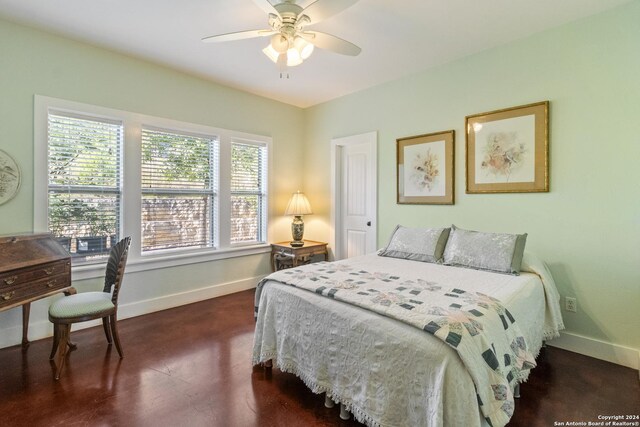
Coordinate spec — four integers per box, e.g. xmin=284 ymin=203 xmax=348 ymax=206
xmin=0 ymin=149 xmax=21 ymax=205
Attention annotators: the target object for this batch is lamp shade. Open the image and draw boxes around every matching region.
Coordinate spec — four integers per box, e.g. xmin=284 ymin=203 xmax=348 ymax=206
xmin=284 ymin=191 xmax=312 ymax=216
xmin=293 ymin=36 xmax=314 ymax=59
xmin=270 ymin=34 xmax=289 ymax=53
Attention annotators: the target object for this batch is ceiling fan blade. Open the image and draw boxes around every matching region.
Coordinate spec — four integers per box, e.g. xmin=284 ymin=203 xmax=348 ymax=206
xmin=202 ymin=29 xmax=275 ymax=43
xmin=301 ymin=0 xmax=359 ymax=25
xmin=251 ymin=0 xmax=280 ymax=16
xmin=301 ymin=31 xmax=361 ymax=56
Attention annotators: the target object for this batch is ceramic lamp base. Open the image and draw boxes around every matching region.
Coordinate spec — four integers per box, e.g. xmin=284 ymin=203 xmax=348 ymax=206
xmin=290 ymin=215 xmax=305 ymax=247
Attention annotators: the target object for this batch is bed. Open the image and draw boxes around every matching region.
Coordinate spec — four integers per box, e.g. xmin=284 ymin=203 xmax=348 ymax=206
xmin=252 ymin=228 xmax=564 ymax=427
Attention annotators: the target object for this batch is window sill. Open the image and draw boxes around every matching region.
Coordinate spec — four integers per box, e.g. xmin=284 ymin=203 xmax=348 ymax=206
xmin=71 ymin=243 xmax=271 ymax=280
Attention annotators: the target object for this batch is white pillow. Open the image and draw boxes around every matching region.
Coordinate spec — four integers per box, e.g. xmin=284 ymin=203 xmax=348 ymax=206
xmin=443 ymin=225 xmax=527 ymax=275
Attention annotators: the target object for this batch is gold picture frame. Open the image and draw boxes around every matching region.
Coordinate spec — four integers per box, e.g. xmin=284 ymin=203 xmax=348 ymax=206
xmin=466 ymin=101 xmax=549 ymax=193
xmin=397 ymin=130 xmax=455 ymax=205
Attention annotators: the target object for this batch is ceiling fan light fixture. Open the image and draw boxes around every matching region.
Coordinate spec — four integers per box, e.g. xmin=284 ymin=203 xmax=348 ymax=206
xmin=294 ymin=36 xmax=314 ymax=59
xmin=270 ymin=34 xmax=289 ymax=53
xmin=263 ymin=43 xmax=304 ymax=67
xmin=262 ymin=44 xmax=281 ymax=63
xmin=286 ymin=48 xmax=303 ymax=66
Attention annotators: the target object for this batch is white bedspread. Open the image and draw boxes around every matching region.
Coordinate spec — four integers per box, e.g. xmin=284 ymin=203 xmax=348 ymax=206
xmin=252 ymin=253 xmax=564 ymax=427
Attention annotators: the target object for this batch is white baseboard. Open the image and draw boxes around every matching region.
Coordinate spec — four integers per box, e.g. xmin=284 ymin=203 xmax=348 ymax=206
xmin=0 ymin=275 xmax=263 ymax=350
xmin=548 ymin=331 xmax=639 ymax=371
xmin=117 ymin=274 xmax=263 ymax=319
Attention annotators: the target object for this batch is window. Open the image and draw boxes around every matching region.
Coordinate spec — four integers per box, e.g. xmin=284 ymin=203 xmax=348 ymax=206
xmin=141 ymin=128 xmax=219 ymax=253
xmin=47 ymin=112 xmax=122 ymax=262
xmin=35 ymin=96 xmax=271 ymax=277
xmin=230 ymin=141 xmax=267 ymax=244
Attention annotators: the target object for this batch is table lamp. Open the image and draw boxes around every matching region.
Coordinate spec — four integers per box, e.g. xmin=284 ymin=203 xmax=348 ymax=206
xmin=284 ymin=191 xmax=312 ymax=247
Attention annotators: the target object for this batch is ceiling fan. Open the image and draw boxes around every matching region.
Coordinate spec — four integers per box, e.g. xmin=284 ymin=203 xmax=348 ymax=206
xmin=202 ymin=0 xmax=361 ymax=68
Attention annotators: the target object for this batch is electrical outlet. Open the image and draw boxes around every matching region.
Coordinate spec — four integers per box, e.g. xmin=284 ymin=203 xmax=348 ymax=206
xmin=565 ymin=297 xmax=577 ymax=313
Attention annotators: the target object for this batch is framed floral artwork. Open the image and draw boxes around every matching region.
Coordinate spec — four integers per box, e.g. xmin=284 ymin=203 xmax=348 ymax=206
xmin=0 ymin=149 xmax=20 ymax=205
xmin=397 ymin=130 xmax=454 ymax=204
xmin=466 ymin=101 xmax=549 ymax=193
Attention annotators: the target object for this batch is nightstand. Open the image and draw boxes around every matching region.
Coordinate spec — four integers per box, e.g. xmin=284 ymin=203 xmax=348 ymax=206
xmin=270 ymin=240 xmax=328 ymax=272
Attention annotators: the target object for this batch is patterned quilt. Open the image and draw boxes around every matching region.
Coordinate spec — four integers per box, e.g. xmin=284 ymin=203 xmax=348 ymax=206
xmin=255 ymin=261 xmax=537 ymax=427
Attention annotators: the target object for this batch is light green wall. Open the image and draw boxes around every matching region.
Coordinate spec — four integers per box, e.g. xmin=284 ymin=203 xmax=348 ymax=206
xmin=0 ymin=18 xmax=303 ymax=346
xmin=303 ymin=2 xmax=640 ymax=351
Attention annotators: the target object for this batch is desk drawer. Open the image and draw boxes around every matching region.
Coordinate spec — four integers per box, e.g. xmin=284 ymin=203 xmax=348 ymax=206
xmin=0 ymin=260 xmax=70 ymax=288
xmin=0 ymin=272 xmax=71 ymax=308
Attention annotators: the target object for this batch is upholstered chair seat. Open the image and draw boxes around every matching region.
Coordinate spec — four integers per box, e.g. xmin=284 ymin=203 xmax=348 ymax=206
xmin=48 ymin=236 xmax=131 ymax=380
xmin=49 ymin=292 xmax=115 ymax=322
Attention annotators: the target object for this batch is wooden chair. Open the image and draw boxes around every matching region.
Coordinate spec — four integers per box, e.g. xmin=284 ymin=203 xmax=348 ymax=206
xmin=48 ymin=236 xmax=131 ymax=380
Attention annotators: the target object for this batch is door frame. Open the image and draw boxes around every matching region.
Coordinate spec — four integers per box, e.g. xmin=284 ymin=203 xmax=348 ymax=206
xmin=330 ymin=131 xmax=378 ymax=260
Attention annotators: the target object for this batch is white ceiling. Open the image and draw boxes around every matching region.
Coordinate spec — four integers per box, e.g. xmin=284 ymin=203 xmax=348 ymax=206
xmin=0 ymin=0 xmax=631 ymax=108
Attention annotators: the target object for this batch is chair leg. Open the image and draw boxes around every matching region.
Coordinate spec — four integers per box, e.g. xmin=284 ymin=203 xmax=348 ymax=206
xmin=49 ymin=323 xmax=60 ymax=360
xmin=109 ymin=314 xmax=124 ymax=358
xmin=67 ymin=335 xmax=77 ymax=351
xmin=54 ymin=324 xmax=71 ymax=380
xmin=102 ymin=317 xmax=113 ymax=344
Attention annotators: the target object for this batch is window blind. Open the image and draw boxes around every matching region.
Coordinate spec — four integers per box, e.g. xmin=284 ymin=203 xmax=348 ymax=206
xmin=47 ymin=112 xmax=122 ymax=260
xmin=141 ymin=128 xmax=218 ymax=252
xmin=230 ymin=142 xmax=267 ymax=244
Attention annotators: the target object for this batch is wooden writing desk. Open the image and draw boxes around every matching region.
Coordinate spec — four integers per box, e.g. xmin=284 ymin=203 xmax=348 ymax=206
xmin=0 ymin=233 xmax=74 ymax=347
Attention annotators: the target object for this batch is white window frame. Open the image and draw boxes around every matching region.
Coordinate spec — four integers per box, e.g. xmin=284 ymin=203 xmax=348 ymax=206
xmin=34 ymin=95 xmax=271 ymax=280
xmin=140 ymin=126 xmax=220 ymax=254
xmin=230 ymin=138 xmax=269 ymax=245
xmin=46 ymin=110 xmax=124 ymax=262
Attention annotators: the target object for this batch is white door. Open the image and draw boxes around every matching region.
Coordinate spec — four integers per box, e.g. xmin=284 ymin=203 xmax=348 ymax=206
xmin=331 ymin=132 xmax=377 ymax=260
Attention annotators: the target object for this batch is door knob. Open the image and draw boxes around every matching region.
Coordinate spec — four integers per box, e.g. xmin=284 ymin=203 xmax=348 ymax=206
xmin=366 ymin=221 xmax=371 ymax=227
